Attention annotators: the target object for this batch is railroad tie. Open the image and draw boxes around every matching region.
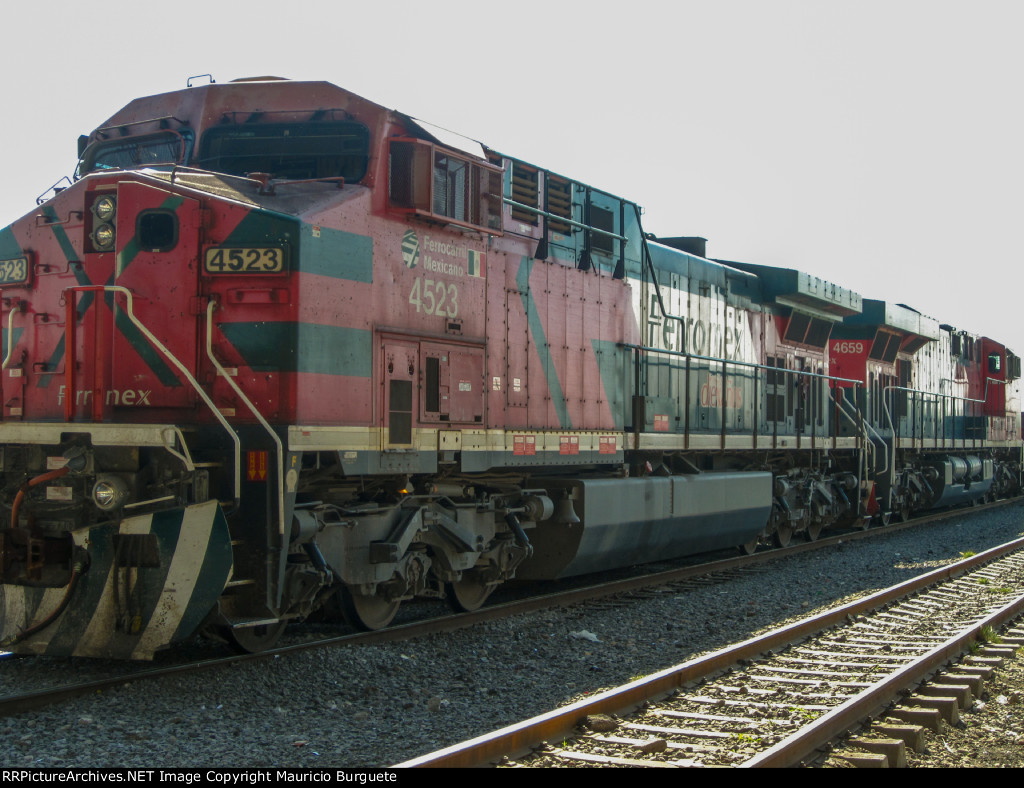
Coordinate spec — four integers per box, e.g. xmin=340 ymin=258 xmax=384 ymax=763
xmin=915 ymin=683 xmax=974 ymax=709
xmin=884 ymin=707 xmax=944 ymax=733
xmin=966 ymin=655 xmax=1004 ymax=669
xmin=846 ymin=737 xmax=908 ymax=769
xmin=937 ymin=671 xmax=984 ymax=696
xmin=904 ymin=694 xmax=960 ymax=725
xmin=869 ymin=723 xmax=926 ymax=753
xmin=954 ymin=663 xmax=996 ymax=681
xmin=835 ymin=752 xmax=889 ymax=768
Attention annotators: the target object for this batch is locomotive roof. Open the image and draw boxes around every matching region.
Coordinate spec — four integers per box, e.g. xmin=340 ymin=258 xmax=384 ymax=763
xmin=83 ymin=78 xmax=643 ymax=210
xmin=86 ymin=79 xmax=387 ymax=145
xmin=646 ymin=240 xmax=762 ymax=304
xmin=844 ymin=299 xmax=941 ymax=341
xmin=720 ymin=259 xmax=862 ymax=320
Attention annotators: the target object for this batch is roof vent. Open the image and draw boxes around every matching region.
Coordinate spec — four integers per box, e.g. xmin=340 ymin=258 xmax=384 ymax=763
xmin=230 ymin=76 xmax=289 ymax=82
xmin=654 ymin=236 xmax=707 ymax=258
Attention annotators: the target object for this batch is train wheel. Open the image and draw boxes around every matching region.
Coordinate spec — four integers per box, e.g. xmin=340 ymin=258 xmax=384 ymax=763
xmin=772 ymin=524 xmax=794 ymax=548
xmin=226 ymin=621 xmax=287 ymax=653
xmin=340 ymin=587 xmax=400 ymax=631
xmin=805 ymin=521 xmax=823 ymax=542
xmin=446 ymin=571 xmax=495 ymax=613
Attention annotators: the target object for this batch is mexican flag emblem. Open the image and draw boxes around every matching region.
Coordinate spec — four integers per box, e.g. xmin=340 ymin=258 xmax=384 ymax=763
xmin=467 ymin=249 xmax=485 ymax=277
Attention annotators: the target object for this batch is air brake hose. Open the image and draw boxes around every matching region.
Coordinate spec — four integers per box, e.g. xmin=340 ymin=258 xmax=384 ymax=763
xmin=0 ymin=549 xmax=90 ymax=648
xmin=2 ymin=466 xmax=84 ymax=647
xmin=10 ymin=466 xmax=72 ymax=528
xmin=302 ymin=541 xmax=330 ymax=575
xmin=504 ymin=513 xmax=534 ymax=558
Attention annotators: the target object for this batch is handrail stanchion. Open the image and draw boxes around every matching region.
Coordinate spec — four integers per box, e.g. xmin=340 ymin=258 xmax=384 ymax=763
xmin=61 ymin=285 xmax=242 ymax=507
xmin=64 ymin=290 xmax=77 ymax=422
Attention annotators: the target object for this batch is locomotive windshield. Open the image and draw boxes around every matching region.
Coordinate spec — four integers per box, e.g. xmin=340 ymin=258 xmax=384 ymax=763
xmin=78 ymin=131 xmax=192 ymax=176
xmin=194 ymin=121 xmax=370 ymax=181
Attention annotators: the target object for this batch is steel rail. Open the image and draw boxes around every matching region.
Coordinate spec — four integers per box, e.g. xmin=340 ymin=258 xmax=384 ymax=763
xmin=395 ymin=533 xmax=1024 ymax=768
xmin=745 ymin=587 xmax=1024 ymax=767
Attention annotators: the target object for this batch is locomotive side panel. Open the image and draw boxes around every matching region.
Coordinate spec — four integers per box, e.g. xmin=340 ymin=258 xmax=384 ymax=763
xmin=291 ymin=216 xmax=376 ymax=427
xmin=633 ymin=247 xmax=762 ymax=441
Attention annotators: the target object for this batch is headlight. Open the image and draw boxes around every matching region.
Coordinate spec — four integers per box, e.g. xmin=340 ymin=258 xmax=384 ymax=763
xmin=92 ymin=223 xmax=116 ymax=251
xmin=91 ymin=195 xmax=117 ymax=222
xmin=92 ymin=476 xmax=129 ymax=510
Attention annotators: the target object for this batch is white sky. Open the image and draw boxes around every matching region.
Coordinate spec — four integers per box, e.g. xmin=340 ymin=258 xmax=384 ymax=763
xmin=4 ymin=0 xmax=1021 ymax=351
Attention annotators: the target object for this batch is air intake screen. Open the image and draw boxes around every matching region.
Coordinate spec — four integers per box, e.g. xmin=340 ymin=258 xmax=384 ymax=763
xmin=804 ymin=318 xmax=833 ymax=349
xmin=389 ymin=380 xmax=412 ymax=445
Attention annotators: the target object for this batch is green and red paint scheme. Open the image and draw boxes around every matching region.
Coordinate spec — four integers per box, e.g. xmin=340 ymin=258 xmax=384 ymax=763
xmin=0 ymin=79 xmax=1018 ymax=657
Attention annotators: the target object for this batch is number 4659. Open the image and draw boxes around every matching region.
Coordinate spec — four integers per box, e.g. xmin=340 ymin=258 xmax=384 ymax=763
xmin=409 ymin=278 xmax=458 ymax=317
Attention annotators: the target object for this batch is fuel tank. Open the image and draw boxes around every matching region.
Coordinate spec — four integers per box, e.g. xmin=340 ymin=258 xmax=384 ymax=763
xmin=516 ymin=472 xmax=772 ymax=579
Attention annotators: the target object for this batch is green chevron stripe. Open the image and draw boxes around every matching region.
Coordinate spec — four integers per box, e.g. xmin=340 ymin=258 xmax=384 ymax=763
xmin=218 ymin=321 xmax=371 ymax=377
xmin=516 ymin=256 xmax=571 ymax=429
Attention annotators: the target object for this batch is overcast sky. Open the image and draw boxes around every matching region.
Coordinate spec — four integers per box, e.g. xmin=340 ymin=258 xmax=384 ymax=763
xmin=4 ymin=0 xmax=1021 ymax=350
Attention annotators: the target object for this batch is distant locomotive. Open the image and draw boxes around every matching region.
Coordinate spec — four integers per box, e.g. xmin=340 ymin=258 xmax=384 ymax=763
xmin=0 ymin=77 xmax=1019 ymax=658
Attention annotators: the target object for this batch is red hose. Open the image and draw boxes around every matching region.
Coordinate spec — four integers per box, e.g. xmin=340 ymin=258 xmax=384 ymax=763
xmin=10 ymin=466 xmax=71 ymax=528
xmin=1 ymin=563 xmax=85 ymax=647
xmin=3 ymin=465 xmax=86 ymax=648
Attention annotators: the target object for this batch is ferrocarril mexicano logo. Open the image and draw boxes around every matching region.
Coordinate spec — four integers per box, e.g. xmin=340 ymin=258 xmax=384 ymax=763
xmin=401 ymin=228 xmax=485 ymax=278
xmin=401 ymin=229 xmax=420 ymax=269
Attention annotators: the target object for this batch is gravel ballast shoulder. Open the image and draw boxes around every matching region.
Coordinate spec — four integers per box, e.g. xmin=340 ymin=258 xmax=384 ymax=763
xmin=2 ymin=505 xmax=1023 ymax=768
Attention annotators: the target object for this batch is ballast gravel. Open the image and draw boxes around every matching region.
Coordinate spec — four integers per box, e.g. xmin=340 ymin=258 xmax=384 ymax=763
xmin=2 ymin=505 xmax=1023 ymax=769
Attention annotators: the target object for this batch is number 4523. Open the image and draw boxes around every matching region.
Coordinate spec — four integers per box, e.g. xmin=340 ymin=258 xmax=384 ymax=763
xmin=409 ymin=278 xmax=458 ymax=318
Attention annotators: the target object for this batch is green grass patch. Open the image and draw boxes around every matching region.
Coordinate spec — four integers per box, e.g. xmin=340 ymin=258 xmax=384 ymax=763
xmin=979 ymin=626 xmax=1003 ymax=644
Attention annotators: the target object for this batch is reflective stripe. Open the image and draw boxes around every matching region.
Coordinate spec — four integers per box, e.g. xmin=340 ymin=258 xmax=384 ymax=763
xmin=131 ymin=501 xmax=218 ymax=659
xmin=1 ymin=501 xmax=232 ymax=659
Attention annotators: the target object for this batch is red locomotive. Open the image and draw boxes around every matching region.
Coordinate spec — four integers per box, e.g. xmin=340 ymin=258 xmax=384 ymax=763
xmin=0 ymin=77 xmax=1019 ymax=658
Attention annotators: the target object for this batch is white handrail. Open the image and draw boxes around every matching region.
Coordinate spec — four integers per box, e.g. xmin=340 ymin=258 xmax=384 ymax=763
xmin=1 ymin=302 xmax=22 ymax=371
xmin=65 ymin=285 xmax=241 ymax=504
xmin=205 ymin=300 xmax=285 ymax=535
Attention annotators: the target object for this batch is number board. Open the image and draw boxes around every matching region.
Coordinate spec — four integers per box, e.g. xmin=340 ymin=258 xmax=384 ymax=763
xmin=0 ymin=257 xmax=30 ymax=287
xmin=831 ymin=340 xmax=867 ymax=355
xmin=203 ymin=247 xmax=286 ymax=275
